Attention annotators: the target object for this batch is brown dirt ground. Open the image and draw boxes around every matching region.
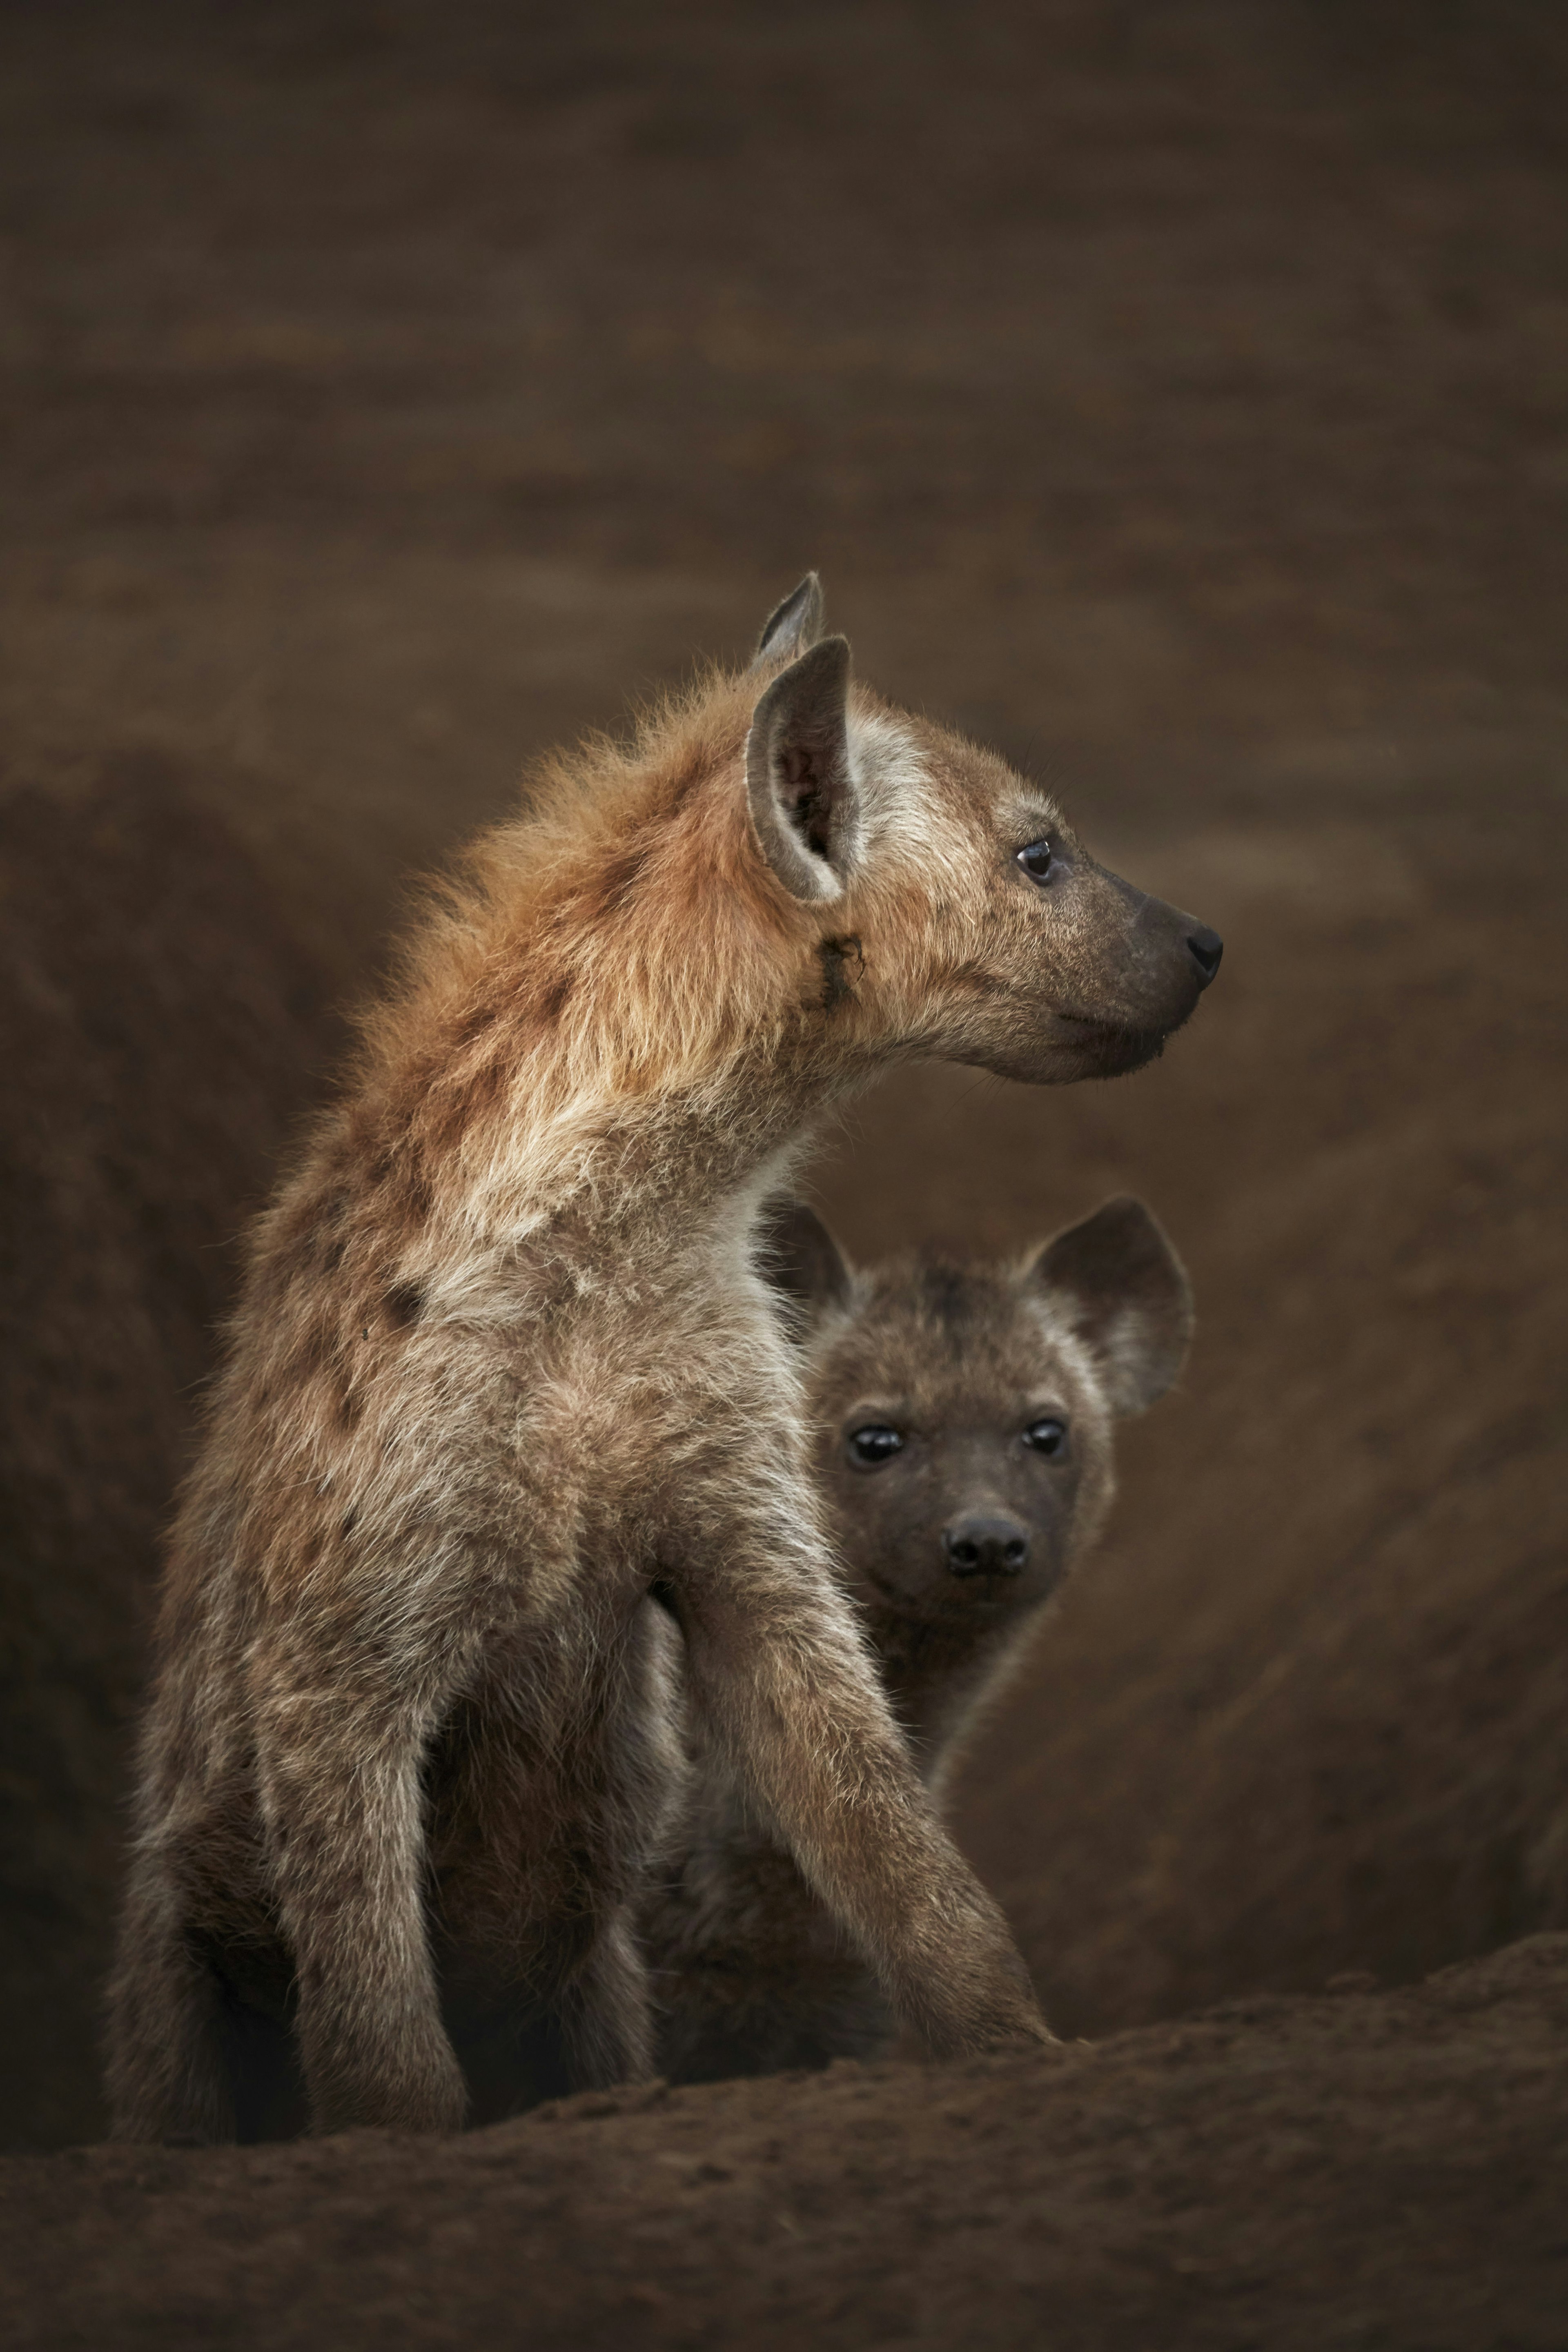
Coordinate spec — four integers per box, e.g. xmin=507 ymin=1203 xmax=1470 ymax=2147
xmin=1 ymin=0 xmax=1565 ymax=2340
xmin=5 ymin=1938 xmax=1567 ymax=2350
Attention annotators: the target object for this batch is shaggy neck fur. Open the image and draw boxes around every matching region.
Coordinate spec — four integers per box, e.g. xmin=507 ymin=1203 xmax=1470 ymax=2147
xmin=303 ymin=672 xmax=916 ymax=1301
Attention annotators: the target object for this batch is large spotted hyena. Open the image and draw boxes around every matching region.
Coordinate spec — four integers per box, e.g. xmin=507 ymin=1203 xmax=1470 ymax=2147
xmin=107 ymin=577 xmax=1221 ymax=2140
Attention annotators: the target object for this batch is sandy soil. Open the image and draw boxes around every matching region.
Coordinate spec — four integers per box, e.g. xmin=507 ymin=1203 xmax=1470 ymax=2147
xmin=0 ymin=0 xmax=1564 ymax=2340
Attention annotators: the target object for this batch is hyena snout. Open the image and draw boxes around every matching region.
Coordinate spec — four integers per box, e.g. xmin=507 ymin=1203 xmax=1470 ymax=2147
xmin=998 ymin=859 xmax=1225 ymax=1085
xmin=1116 ymin=879 xmax=1225 ymax=1029
xmin=943 ymin=1512 xmax=1031 ymax=1579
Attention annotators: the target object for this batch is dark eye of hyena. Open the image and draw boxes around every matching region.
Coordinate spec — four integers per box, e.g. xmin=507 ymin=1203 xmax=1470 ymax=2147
xmin=1022 ymin=1416 xmax=1069 ymax=1456
xmin=848 ymin=1425 xmax=905 ymax=1467
xmin=1016 ymin=839 xmax=1056 ymax=883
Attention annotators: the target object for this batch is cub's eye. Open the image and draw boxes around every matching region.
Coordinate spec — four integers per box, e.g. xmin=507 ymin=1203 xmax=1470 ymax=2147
xmin=1023 ymin=1416 xmax=1069 ymax=1457
xmin=848 ymin=1425 xmax=905 ymax=1467
xmin=1016 ymin=839 xmax=1056 ymax=884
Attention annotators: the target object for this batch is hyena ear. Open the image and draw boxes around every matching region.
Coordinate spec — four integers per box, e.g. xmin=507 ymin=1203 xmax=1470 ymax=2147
xmin=1028 ymin=1195 xmax=1193 ymax=1417
xmin=746 ymin=635 xmax=858 ymax=903
xmin=752 ymin=572 xmax=826 ymax=668
xmin=755 ymin=1198 xmax=853 ymax=1323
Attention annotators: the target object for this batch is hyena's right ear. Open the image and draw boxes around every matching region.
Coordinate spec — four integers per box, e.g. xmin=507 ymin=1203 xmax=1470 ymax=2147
xmin=752 ymin=572 xmax=826 ymax=668
xmin=746 ymin=635 xmax=858 ymax=903
xmin=755 ymin=1198 xmax=853 ymax=1324
xmin=1028 ymin=1195 xmax=1194 ymax=1417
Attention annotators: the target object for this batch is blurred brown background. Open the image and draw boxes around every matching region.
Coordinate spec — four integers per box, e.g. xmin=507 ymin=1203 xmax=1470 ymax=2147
xmin=1 ymin=0 xmax=1564 ymax=2149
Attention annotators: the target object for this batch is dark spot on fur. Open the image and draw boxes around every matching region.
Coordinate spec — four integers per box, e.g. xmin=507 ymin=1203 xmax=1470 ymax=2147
xmin=425 ymin=1049 xmax=508 ymax=1157
xmin=819 ymin=934 xmax=864 ymax=1014
xmin=385 ymin=1279 xmax=424 ymax=1330
xmin=455 ymin=1001 xmax=497 ymax=1051
xmin=336 ymin=1388 xmax=362 ymax=1431
xmin=367 ymin=1142 xmax=434 ymax=1227
xmin=340 ymin=1506 xmax=359 ymax=1539
xmin=295 ymin=1314 xmax=340 ymax=1374
xmin=475 ymin=1053 xmax=509 ymax=1109
xmin=585 ymin=841 xmax=644 ymax=923
xmin=285 ymin=1189 xmax=352 ymax=1279
xmin=539 ymin=969 xmax=575 ymax=1022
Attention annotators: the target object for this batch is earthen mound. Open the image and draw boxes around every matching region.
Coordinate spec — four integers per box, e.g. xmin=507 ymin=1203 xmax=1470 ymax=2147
xmin=0 ymin=763 xmax=335 ymax=2147
xmin=3 ymin=1936 xmax=1564 ymax=2350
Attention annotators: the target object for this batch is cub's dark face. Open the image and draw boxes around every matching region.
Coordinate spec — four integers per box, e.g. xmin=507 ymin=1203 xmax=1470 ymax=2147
xmin=761 ymin=1194 xmax=1194 ymax=1637
xmin=805 ymin=1263 xmax=1115 ymax=1627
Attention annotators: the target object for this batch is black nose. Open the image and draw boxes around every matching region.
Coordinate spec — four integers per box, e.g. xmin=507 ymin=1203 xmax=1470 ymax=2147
xmin=944 ymin=1515 xmax=1031 ymax=1578
xmin=1186 ymin=927 xmax=1223 ymax=987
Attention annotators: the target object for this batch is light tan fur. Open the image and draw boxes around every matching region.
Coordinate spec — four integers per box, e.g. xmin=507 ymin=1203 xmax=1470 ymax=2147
xmin=107 ymin=582 xmax=1219 ymax=2141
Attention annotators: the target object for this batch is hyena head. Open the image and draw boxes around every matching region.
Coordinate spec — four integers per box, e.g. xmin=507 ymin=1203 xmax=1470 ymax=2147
xmin=747 ymin=574 xmax=1221 ymax=1082
xmin=760 ymin=1193 xmax=1193 ymax=1626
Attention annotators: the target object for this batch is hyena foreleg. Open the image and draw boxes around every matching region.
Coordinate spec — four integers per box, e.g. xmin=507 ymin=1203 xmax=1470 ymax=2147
xmin=107 ymin=1835 xmax=235 ymax=2144
xmin=256 ymin=1674 xmax=468 ymax=2136
xmin=555 ymin=1906 xmax=655 ymax=2091
xmin=667 ymin=1513 xmax=1049 ymax=2060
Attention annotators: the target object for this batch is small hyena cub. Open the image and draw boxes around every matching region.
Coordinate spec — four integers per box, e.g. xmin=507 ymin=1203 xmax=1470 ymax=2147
xmin=649 ymin=1193 xmax=1193 ymax=2083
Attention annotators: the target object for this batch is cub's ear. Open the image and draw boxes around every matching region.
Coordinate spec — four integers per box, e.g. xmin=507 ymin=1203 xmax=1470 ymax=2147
xmin=752 ymin=572 xmax=826 ymax=668
xmin=1028 ymin=1195 xmax=1193 ymax=1417
xmin=755 ymin=1198 xmax=853 ymax=1323
xmin=746 ymin=635 xmax=858 ymax=903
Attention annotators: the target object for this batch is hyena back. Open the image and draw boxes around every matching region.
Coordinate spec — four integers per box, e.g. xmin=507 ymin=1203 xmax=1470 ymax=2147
xmin=107 ymin=577 xmax=1220 ymax=2140
xmin=649 ymin=1194 xmax=1194 ymax=2084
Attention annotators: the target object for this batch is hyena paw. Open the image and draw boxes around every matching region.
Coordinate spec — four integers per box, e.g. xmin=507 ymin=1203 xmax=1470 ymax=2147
xmin=307 ymin=2027 xmax=469 ymax=2137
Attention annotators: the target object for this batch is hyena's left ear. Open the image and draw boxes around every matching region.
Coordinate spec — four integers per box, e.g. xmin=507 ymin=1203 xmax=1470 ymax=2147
xmin=1028 ymin=1196 xmax=1194 ymax=1416
xmin=752 ymin=572 xmax=826 ymax=667
xmin=755 ymin=1198 xmax=853 ymax=1323
xmin=746 ymin=635 xmax=859 ymax=903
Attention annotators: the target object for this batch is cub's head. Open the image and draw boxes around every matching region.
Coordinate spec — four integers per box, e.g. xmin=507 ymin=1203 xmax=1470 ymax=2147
xmin=761 ymin=1193 xmax=1193 ymax=1630
xmin=745 ymin=575 xmax=1222 ymax=1082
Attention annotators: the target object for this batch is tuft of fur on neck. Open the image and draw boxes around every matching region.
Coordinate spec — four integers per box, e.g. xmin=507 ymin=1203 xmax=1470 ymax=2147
xmin=341 ymin=672 xmax=853 ymax=1251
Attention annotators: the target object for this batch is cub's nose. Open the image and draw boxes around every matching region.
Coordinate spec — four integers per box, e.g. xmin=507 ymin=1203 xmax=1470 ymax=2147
xmin=1186 ymin=926 xmax=1224 ymax=987
xmin=944 ymin=1515 xmax=1030 ymax=1578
